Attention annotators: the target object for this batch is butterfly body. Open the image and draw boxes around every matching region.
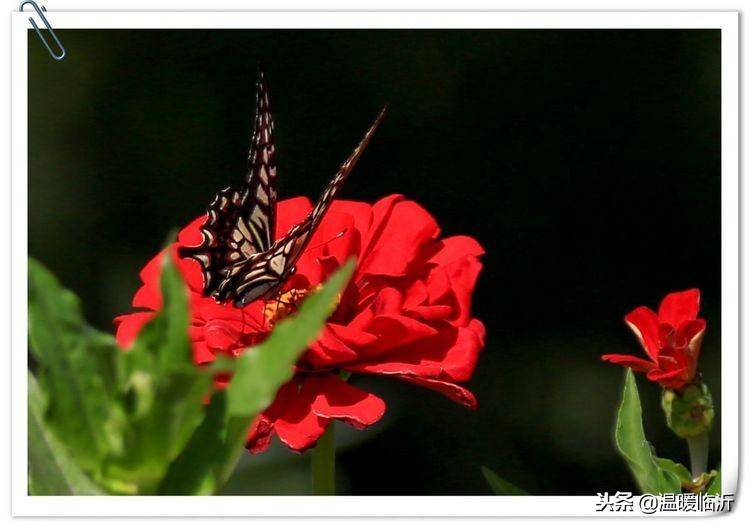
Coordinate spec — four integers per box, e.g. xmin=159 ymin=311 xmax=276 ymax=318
xmin=180 ymin=70 xmax=386 ymax=307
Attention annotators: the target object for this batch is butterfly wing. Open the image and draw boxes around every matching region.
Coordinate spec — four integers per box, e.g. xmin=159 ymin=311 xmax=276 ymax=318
xmin=242 ymin=68 xmax=278 ymax=250
xmin=179 ymin=69 xmax=278 ymax=299
xmin=228 ymin=105 xmax=388 ymax=306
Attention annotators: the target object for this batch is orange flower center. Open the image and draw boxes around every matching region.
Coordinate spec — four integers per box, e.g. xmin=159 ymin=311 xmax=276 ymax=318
xmin=263 ymin=285 xmax=341 ymax=327
xmin=264 ymin=288 xmax=312 ymax=326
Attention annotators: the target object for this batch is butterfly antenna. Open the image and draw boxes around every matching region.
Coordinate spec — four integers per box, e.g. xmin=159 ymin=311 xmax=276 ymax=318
xmin=303 ymin=228 xmax=349 ymax=256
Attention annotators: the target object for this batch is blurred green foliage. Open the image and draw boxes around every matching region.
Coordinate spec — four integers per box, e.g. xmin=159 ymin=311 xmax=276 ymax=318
xmin=481 ymin=466 xmax=527 ymax=495
xmin=28 ymin=252 xmax=354 ymax=494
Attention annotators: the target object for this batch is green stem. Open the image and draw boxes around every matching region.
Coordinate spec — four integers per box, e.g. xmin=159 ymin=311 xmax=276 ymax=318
xmin=687 ymin=431 xmax=709 ymax=479
xmin=311 ymin=424 xmax=336 ymax=495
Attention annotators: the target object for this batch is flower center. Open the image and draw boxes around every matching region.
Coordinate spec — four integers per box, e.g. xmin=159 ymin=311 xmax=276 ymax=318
xmin=263 ymin=285 xmax=342 ymax=327
xmin=264 ymin=287 xmax=314 ymax=326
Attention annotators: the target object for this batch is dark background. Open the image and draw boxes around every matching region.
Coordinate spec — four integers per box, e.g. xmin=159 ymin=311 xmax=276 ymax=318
xmin=28 ymin=29 xmax=721 ymax=495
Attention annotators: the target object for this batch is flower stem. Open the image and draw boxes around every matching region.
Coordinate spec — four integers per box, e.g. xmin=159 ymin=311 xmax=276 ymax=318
xmin=687 ymin=431 xmax=709 ymax=479
xmin=311 ymin=424 xmax=336 ymax=495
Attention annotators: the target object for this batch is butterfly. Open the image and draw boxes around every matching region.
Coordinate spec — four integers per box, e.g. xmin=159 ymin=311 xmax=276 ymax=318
xmin=179 ymin=69 xmax=387 ymax=307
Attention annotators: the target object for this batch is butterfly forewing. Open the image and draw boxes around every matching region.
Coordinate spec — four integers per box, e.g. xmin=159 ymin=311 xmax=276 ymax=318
xmin=179 ymin=69 xmax=278 ymax=300
xmin=273 ymin=105 xmax=388 ymax=268
xmin=243 ymin=69 xmax=278 ymax=250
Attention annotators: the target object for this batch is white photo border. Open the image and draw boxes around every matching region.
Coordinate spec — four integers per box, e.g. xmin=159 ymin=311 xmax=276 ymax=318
xmin=10 ymin=10 xmax=739 ymax=517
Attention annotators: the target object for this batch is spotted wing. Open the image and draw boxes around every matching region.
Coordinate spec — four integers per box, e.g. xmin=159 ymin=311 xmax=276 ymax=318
xmin=179 ymin=69 xmax=278 ymax=297
xmin=226 ymin=105 xmax=388 ymax=307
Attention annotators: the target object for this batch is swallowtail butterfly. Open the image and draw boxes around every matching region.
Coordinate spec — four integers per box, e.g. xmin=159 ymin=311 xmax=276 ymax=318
xmin=179 ymin=70 xmax=386 ymax=307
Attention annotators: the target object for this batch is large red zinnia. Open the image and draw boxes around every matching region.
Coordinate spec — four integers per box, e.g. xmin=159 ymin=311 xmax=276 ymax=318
xmin=115 ymin=194 xmax=485 ymax=453
xmin=602 ymin=288 xmax=706 ymax=391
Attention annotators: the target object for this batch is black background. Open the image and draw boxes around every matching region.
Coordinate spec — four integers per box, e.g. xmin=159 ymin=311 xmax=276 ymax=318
xmin=28 ymin=29 xmax=721 ymax=495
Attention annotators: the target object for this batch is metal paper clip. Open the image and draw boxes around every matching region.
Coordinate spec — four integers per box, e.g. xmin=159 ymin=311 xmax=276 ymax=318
xmin=20 ymin=0 xmax=66 ymax=61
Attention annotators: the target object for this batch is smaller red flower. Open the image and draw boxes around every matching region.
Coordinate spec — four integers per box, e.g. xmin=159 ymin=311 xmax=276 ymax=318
xmin=602 ymin=288 xmax=706 ymax=390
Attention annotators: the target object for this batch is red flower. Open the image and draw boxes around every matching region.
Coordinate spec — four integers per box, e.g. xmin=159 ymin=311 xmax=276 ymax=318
xmin=602 ymin=289 xmax=706 ymax=390
xmin=115 ymin=194 xmax=485 ymax=452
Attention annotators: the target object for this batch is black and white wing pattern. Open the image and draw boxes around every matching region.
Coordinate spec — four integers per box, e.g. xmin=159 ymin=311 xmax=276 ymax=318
xmin=179 ymin=69 xmax=278 ymax=298
xmin=243 ymin=68 xmax=278 ymax=249
xmin=220 ymin=105 xmax=388 ymax=307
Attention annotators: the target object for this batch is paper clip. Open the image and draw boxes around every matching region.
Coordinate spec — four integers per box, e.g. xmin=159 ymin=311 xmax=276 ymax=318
xmin=20 ymin=0 xmax=66 ymax=61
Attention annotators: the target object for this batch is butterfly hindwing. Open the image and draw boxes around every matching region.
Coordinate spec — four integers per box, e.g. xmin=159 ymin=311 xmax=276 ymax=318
xmin=180 ymin=186 xmax=255 ymax=296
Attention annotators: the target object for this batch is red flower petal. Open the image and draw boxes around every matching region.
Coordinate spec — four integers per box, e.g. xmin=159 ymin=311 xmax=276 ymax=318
xmin=601 ymin=353 xmax=655 ymax=373
xmin=275 ymin=197 xmax=313 ymax=239
xmin=677 ymin=318 xmax=706 ymax=342
xmin=271 ymin=381 xmax=329 ymax=452
xmin=132 ymin=242 xmax=205 ymax=310
xmin=246 ymin=414 xmax=275 ymax=454
xmin=190 ymin=295 xmax=242 ymax=323
xmin=306 ymin=325 xmax=359 ymax=368
xmin=203 ymin=319 xmax=243 ymax=352
xmin=360 ymin=196 xmax=441 ymax=277
xmin=403 ymin=279 xmax=429 ymax=307
xmin=646 ymin=367 xmax=689 ymax=390
xmin=350 ymin=319 xmax=484 ymax=383
xmin=132 ymin=251 xmax=166 ymax=310
xmin=424 ymin=266 xmax=453 ymax=306
xmin=327 ymin=322 xmax=379 ymax=350
xmin=174 ymin=217 xmax=209 ymax=292
xmin=658 ymin=288 xmax=701 ymax=327
xmin=114 ymin=312 xmax=155 ymax=348
xmin=363 ymin=313 xmax=439 ymax=355
xmin=175 ymin=250 xmax=206 ymax=293
xmin=428 ymin=235 xmax=485 ymax=266
xmin=310 ymin=209 xmax=360 ymax=261
xmin=624 ymin=306 xmax=661 ymax=361
xmin=193 ymin=340 xmax=216 ymax=364
xmin=306 ymin=321 xmax=378 ymax=369
xmin=308 ymin=375 xmax=386 ymax=428
xmin=177 ymin=215 xmax=207 ymax=247
xmin=442 ymin=256 xmax=483 ymax=326
xmin=397 ymin=375 xmax=477 ymax=409
xmin=328 ymin=199 xmax=373 ymax=244
xmin=658 ymin=345 xmax=694 ymax=371
xmin=371 ymin=287 xmax=405 ymax=314
xmin=358 ymin=194 xmax=402 ymax=258
xmin=294 ymin=209 xmax=359 ymax=285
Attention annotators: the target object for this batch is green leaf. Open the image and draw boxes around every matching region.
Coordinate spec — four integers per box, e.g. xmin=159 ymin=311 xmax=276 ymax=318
xmin=481 ymin=466 xmax=527 ymax=495
xmin=28 ymin=373 xmax=103 ymax=495
xmin=157 ymin=391 xmax=229 ymax=495
xmin=655 ymin=457 xmax=692 ymax=485
xmin=706 ymin=470 xmax=721 ymax=494
xmin=226 ymin=259 xmax=355 ymax=418
xmin=159 ymin=259 xmax=355 ymax=494
xmin=101 ymin=251 xmax=212 ymax=494
xmin=28 ymin=259 xmax=126 ymax=476
xmin=615 ymin=369 xmax=682 ymax=494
